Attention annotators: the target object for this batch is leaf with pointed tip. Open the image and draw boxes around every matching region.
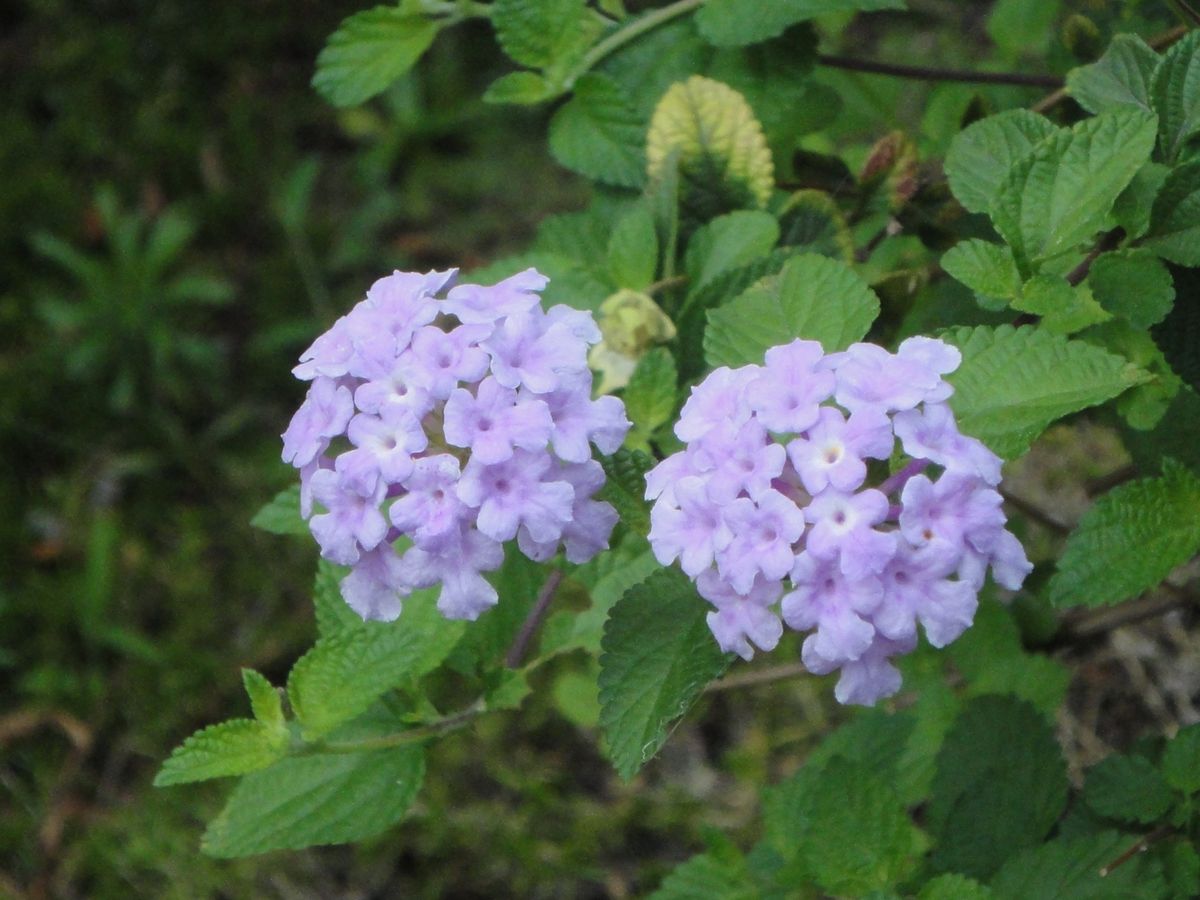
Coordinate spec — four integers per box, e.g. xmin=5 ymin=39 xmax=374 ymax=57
xmin=312 ymin=7 xmax=438 ymax=107
xmin=1067 ymin=34 xmax=1159 ymax=115
xmin=155 ymin=719 xmax=287 ymax=787
xmin=250 ymin=485 xmax=307 ymax=536
xmin=1151 ymin=30 xmax=1200 ymax=162
xmin=944 ymin=110 xmax=1058 ymax=216
xmin=549 ymin=73 xmax=646 ymax=188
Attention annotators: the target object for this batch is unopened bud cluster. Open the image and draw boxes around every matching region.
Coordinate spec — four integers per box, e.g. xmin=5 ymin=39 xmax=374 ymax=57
xmin=283 ymin=268 xmax=630 ymax=622
xmin=646 ymin=337 xmax=1031 ymax=705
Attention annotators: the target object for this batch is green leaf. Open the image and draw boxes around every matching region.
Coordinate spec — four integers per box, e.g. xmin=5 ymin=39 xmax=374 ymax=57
xmin=483 ymin=668 xmax=531 ymax=711
xmin=1154 ymin=264 xmax=1200 ymax=394
xmin=928 ymin=695 xmax=1067 ymax=879
xmin=202 ymin=745 xmax=424 ymax=857
xmin=314 ymin=560 xmax=362 ymax=638
xmin=695 ymin=0 xmax=903 ymax=48
xmin=1067 ymin=34 xmax=1159 ymax=115
xmin=444 ymin=548 xmax=542 ymax=673
xmin=1049 ymin=460 xmax=1200 ymax=608
xmin=608 ymin=205 xmax=659 ymax=290
xmin=991 ymin=831 xmax=1167 ymax=900
xmin=242 ymin=669 xmax=284 ymax=730
xmin=155 ymin=719 xmax=287 ymax=787
xmin=944 ymin=110 xmax=1059 ymax=216
xmin=1084 ymin=319 xmax=1182 ymax=430
xmin=991 ymin=108 xmax=1158 ymax=266
xmin=287 ymin=586 xmax=465 ymax=737
xmin=1083 ymin=753 xmax=1174 ymax=824
xmin=940 ymin=239 xmax=1021 ymax=308
xmin=776 ymin=189 xmax=853 ymax=262
xmin=704 ymin=252 xmax=879 ymax=367
xmin=482 ymin=71 xmax=556 ymax=105
xmin=1162 ymin=722 xmax=1200 ymax=794
xmin=649 ymin=852 xmax=755 ymax=900
xmin=250 ymin=485 xmax=307 ymax=536
xmin=598 ymin=567 xmax=730 ymax=779
xmin=623 ymin=348 xmax=677 ymax=447
xmin=1144 ymin=161 xmax=1200 ymax=266
xmin=548 ymin=73 xmax=646 ymax=188
xmin=1114 ymin=161 xmax=1170 ymax=240
xmin=490 ymin=0 xmax=593 ymax=69
xmin=684 ymin=210 xmax=780 ymax=294
xmin=598 ymin=449 xmax=654 ymax=536
xmin=918 ymin=874 xmax=993 ymax=900
xmin=766 ymin=757 xmax=921 ymax=895
xmin=943 ymin=324 xmax=1144 ymax=458
xmin=312 ymin=7 xmax=439 ymax=107
xmin=1151 ymin=30 xmax=1200 ymax=163
xmin=1088 ymin=248 xmax=1175 ymax=328
xmin=647 ymin=75 xmax=774 ymax=211
xmin=1012 ymin=275 xmax=1110 ymax=335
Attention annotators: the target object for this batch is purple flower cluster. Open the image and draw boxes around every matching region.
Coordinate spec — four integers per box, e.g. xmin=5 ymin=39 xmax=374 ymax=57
xmin=646 ymin=337 xmax=1031 ymax=706
xmin=283 ymin=268 xmax=630 ymax=622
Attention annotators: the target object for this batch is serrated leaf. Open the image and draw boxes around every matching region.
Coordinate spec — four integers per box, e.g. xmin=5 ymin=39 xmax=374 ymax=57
xmin=1084 ymin=319 xmax=1182 ymax=430
xmin=649 ymin=852 xmax=755 ymax=900
xmin=1144 ymin=161 xmax=1200 ymax=266
xmin=314 ymin=560 xmax=361 ymax=638
xmin=695 ymin=0 xmax=903 ymax=48
xmin=941 ymin=239 xmax=1021 ymax=306
xmin=704 ymin=252 xmax=879 ymax=367
xmin=919 ymin=874 xmax=993 ymax=900
xmin=242 ymin=669 xmax=284 ymax=729
xmin=647 ymin=75 xmax=774 ymax=210
xmin=1088 ymin=248 xmax=1175 ymax=328
xmin=1114 ymin=161 xmax=1170 ymax=239
xmin=1151 ymin=30 xmax=1200 ymax=163
xmin=991 ymin=831 xmax=1167 ymax=900
xmin=929 ymin=695 xmax=1067 ymax=879
xmin=1162 ymin=722 xmax=1200 ymax=794
xmin=944 ymin=110 xmax=1059 ymax=215
xmin=1067 ymin=34 xmax=1159 ymax=115
xmin=250 ymin=485 xmax=307 ymax=536
xmin=776 ymin=190 xmax=853 ymax=262
xmin=1049 ymin=460 xmax=1200 ymax=608
xmin=155 ymin=719 xmax=287 ymax=787
xmin=288 ymin=586 xmax=465 ymax=737
xmin=598 ymin=567 xmax=730 ymax=779
xmin=202 ymin=745 xmax=424 ymax=857
xmin=598 ymin=14 xmax=709 ymax=119
xmin=1083 ymin=753 xmax=1174 ymax=824
xmin=943 ymin=324 xmax=1144 ymax=458
xmin=312 ymin=7 xmax=439 ymax=107
xmin=598 ymin=449 xmax=654 ymax=536
xmin=1013 ymin=275 xmax=1110 ymax=335
xmin=1154 ymin=264 xmax=1200 ymax=393
xmin=608 ymin=205 xmax=659 ymax=290
xmin=684 ymin=210 xmax=780 ymax=294
xmin=482 ymin=71 xmax=556 ymax=105
xmin=490 ymin=0 xmax=593 ymax=69
xmin=766 ymin=757 xmax=920 ymax=895
xmin=548 ymin=73 xmax=646 ymax=188
xmin=623 ymin=348 xmax=677 ymax=445
xmin=991 ymin=108 xmax=1158 ymax=266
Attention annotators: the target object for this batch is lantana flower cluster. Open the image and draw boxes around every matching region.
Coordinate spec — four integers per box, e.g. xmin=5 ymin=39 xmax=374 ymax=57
xmin=282 ymin=268 xmax=630 ymax=623
xmin=646 ymin=337 xmax=1031 ymax=705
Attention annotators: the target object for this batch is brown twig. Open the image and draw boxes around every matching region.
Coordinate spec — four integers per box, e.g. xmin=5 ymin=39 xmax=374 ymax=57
xmin=1054 ymin=587 xmax=1198 ymax=647
xmin=706 ymin=662 xmax=808 ymax=693
xmin=999 ymin=487 xmax=1071 ymax=534
xmin=505 ymin=569 xmax=566 ymax=668
xmin=1066 ymin=229 xmax=1124 ymax=286
xmin=818 ymin=54 xmax=1062 ymax=88
xmin=1099 ymin=823 xmax=1175 ymax=877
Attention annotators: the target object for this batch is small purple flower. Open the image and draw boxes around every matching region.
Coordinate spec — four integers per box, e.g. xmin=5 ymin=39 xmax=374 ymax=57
xmin=826 ymin=633 xmax=915 ymax=706
xmin=674 ymin=366 xmax=758 ymax=442
xmin=389 ymin=454 xmax=468 ymax=550
xmin=307 ymin=465 xmax=389 ymax=565
xmin=786 ymin=406 xmax=893 ymax=495
xmin=442 ymin=268 xmax=545 ymax=325
xmin=337 ymin=405 xmax=429 ymax=495
xmin=697 ymin=569 xmax=784 ymax=661
xmin=693 ymin=419 xmax=787 ymax=504
xmin=644 ymin=451 xmax=702 ymax=506
xmin=406 ymin=324 xmax=491 ymax=399
xmin=892 ymin=403 xmax=1002 ymax=485
xmin=353 ymin=360 xmax=434 ymax=418
xmin=443 ymin=377 xmax=554 ymax=465
xmin=828 ymin=337 xmax=959 ymax=413
xmin=716 ymin=490 xmax=805 ymax=593
xmin=784 ymin=552 xmax=882 ymax=665
xmin=483 ymin=311 xmax=590 ymax=393
xmin=804 ymin=488 xmax=897 ymax=578
xmin=517 ymin=461 xmax=617 ymax=563
xmin=872 ymin=540 xmax=977 ymax=647
xmin=282 ymin=377 xmax=354 ymax=467
xmin=457 ymin=450 xmax=575 ymax=544
xmin=648 ymin=476 xmax=734 ymax=576
xmin=340 ymin=544 xmax=409 ymax=622
xmin=397 ymin=524 xmax=505 ymax=620
xmin=748 ymin=339 xmax=835 ymax=433
xmin=531 ymin=370 xmax=630 ymax=463
xmin=898 ymin=473 xmax=1005 ymax=555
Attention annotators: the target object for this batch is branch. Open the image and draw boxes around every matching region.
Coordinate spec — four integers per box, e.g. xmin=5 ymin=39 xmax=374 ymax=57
xmin=505 ymin=569 xmax=566 ymax=668
xmin=998 ymin=487 xmax=1071 ymax=534
xmin=818 ymin=54 xmax=1062 ymax=88
xmin=1099 ymin=823 xmax=1175 ymax=877
xmin=1054 ymin=583 xmax=1199 ymax=647
xmin=1066 ymin=229 xmax=1124 ymax=287
xmin=706 ymin=662 xmax=808 ymax=692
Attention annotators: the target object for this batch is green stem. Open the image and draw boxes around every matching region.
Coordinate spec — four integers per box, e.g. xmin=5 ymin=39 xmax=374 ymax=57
xmin=298 ymin=701 xmax=486 ymax=755
xmin=570 ymin=0 xmax=705 ymax=85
